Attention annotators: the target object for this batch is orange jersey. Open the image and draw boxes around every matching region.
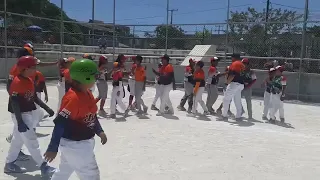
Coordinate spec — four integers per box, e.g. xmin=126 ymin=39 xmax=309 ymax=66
xmin=135 ymin=65 xmax=146 ymax=82
xmin=9 ymin=65 xmax=20 ymax=80
xmin=31 ymin=71 xmax=46 ymax=92
xmin=8 ymin=76 xmax=36 ymax=113
xmin=58 ymin=88 xmax=98 ymax=140
xmin=193 ymin=69 xmax=205 ymax=87
xmin=62 ymin=69 xmax=71 ymax=82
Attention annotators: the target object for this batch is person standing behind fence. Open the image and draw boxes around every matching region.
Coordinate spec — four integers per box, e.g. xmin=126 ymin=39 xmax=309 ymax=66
xmin=134 ymin=55 xmax=148 ymax=115
xmin=262 ymin=68 xmax=276 ymax=120
xmin=96 ymin=55 xmax=109 ymax=117
xmin=241 ymin=58 xmax=257 ymax=120
xmin=153 ymin=54 xmax=175 ymax=116
xmin=269 ymin=65 xmax=286 ymax=124
xmin=191 ymin=61 xmax=209 ymax=116
xmin=206 ymin=57 xmax=222 ymax=114
xmin=221 ymin=54 xmax=245 ymax=121
xmin=177 ymin=58 xmax=195 ymax=113
xmin=98 ymin=37 xmax=107 ymax=54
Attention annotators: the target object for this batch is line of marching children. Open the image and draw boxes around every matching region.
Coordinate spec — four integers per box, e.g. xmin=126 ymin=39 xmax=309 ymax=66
xmin=175 ymin=53 xmax=286 ymax=124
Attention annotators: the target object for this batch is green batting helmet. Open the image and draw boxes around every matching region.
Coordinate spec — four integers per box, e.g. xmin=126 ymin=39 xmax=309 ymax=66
xmin=70 ymin=59 xmax=98 ymax=84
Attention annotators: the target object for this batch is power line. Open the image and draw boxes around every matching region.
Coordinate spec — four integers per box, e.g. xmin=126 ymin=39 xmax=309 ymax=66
xmin=116 ymin=4 xmax=252 ymax=22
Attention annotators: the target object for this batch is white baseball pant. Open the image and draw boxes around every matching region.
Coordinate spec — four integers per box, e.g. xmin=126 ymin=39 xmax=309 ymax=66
xmin=51 ymin=138 xmax=100 ymax=180
xmin=128 ymin=78 xmax=135 ymax=96
xmin=159 ymin=84 xmax=174 ymax=113
xmin=6 ymin=113 xmax=44 ymax=166
xmin=263 ymin=91 xmax=271 ymax=118
xmin=222 ymin=82 xmax=244 ymax=118
xmin=110 ymin=82 xmax=126 ymax=115
xmin=152 ymin=84 xmax=161 ymax=106
xmin=57 ymin=81 xmax=65 ymax=111
xmin=269 ymin=93 xmax=284 ymax=120
xmin=192 ymin=87 xmax=208 ymax=114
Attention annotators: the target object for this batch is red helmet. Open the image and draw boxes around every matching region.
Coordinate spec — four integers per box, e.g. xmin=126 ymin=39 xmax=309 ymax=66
xmin=99 ymin=55 xmax=108 ymax=62
xmin=211 ymin=57 xmax=220 ymax=62
xmin=17 ymin=56 xmax=37 ymax=69
xmin=242 ymin=58 xmax=249 ymax=64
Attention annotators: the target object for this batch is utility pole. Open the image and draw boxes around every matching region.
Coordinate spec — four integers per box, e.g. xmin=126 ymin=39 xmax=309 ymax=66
xmin=169 ymin=9 xmax=178 ymax=24
xmin=265 ymin=0 xmax=270 ymax=38
xmin=297 ymin=0 xmax=309 ymax=100
xmin=92 ymin=0 xmax=95 ymax=46
xmin=165 ymin=0 xmax=169 ymax=53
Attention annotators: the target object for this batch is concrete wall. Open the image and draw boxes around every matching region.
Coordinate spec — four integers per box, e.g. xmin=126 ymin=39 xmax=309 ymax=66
xmin=1 ymin=55 xmax=320 ymax=102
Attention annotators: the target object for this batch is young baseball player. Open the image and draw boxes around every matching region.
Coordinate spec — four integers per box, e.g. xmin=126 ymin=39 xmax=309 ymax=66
xmin=33 ymin=70 xmax=49 ymax=125
xmin=206 ymin=57 xmax=221 ymax=114
xmin=134 ymin=55 xmax=148 ymax=115
xmin=57 ymin=57 xmax=75 ymax=111
xmin=151 ymin=63 xmax=162 ymax=111
xmin=192 ymin=61 xmax=209 ymax=116
xmin=110 ymin=62 xmax=129 ymax=118
xmin=128 ymin=59 xmax=137 ymax=110
xmin=177 ymin=58 xmax=195 ymax=112
xmin=241 ymin=58 xmax=257 ymax=119
xmin=4 ymin=56 xmax=55 ymax=177
xmin=262 ymin=68 xmax=276 ymax=120
xmin=153 ymin=54 xmax=175 ymax=116
xmin=96 ymin=55 xmax=109 ymax=116
xmin=269 ymin=65 xmax=286 ymax=123
xmin=221 ymin=54 xmax=245 ymax=120
xmin=44 ymin=59 xmax=107 ymax=180
xmin=6 ymin=47 xmax=58 ymax=161
xmin=216 ymin=65 xmax=234 ymax=116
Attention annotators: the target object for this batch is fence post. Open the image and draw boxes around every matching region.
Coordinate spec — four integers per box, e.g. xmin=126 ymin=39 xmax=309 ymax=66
xmin=112 ymin=0 xmax=116 ymax=60
xmin=224 ymin=0 xmax=230 ymax=65
xmin=60 ymin=0 xmax=64 ymax=59
xmin=4 ymin=0 xmax=8 ymax=79
xmin=297 ymin=0 xmax=309 ymax=100
xmin=165 ymin=0 xmax=169 ymax=54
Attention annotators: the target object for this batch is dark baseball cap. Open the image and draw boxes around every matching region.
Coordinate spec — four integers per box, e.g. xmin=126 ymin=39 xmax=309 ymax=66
xmin=135 ymin=55 xmax=143 ymax=61
xmin=161 ymin=54 xmax=170 ymax=61
xmin=231 ymin=53 xmax=241 ymax=59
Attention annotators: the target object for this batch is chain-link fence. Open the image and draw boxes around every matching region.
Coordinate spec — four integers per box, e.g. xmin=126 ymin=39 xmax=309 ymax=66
xmin=1 ymin=0 xmax=320 ymax=101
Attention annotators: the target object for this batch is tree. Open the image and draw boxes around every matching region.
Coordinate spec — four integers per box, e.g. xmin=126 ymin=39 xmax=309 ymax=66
xmin=229 ymin=7 xmax=303 ymax=57
xmin=154 ymin=25 xmax=186 ymax=49
xmin=195 ymin=28 xmax=212 ymax=44
xmin=0 ymin=0 xmax=85 ymax=45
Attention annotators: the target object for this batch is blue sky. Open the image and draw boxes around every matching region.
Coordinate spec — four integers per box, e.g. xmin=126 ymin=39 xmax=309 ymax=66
xmin=50 ymin=0 xmax=320 ymax=35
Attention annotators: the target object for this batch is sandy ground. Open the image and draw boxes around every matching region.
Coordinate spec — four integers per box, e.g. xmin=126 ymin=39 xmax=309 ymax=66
xmin=0 ymin=81 xmax=320 ymax=180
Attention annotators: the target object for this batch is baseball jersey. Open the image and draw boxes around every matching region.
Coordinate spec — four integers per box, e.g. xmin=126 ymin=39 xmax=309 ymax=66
xmin=58 ymin=88 xmax=98 ymax=141
xmin=159 ymin=64 xmax=174 ymax=85
xmin=207 ymin=65 xmax=219 ymax=85
xmin=271 ymin=76 xmax=287 ymax=94
xmin=9 ymin=64 xmax=20 ymax=80
xmin=31 ymin=71 xmax=46 ymax=92
xmin=184 ymin=65 xmax=194 ymax=83
xmin=229 ymin=61 xmax=245 ymax=84
xmin=62 ymin=69 xmax=71 ymax=92
xmin=97 ymin=67 xmax=108 ymax=81
xmin=193 ymin=69 xmax=205 ymax=87
xmin=112 ymin=70 xmax=123 ymax=86
xmin=8 ymin=76 xmax=36 ymax=113
xmin=243 ymin=69 xmax=257 ymax=84
xmin=135 ymin=65 xmax=145 ymax=82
